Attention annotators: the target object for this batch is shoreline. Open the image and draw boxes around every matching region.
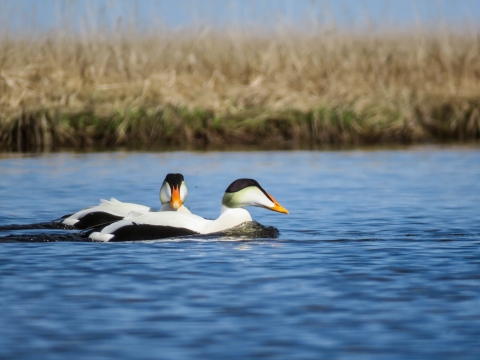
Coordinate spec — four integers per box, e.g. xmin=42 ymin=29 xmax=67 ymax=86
xmin=1 ymin=104 xmax=479 ymax=152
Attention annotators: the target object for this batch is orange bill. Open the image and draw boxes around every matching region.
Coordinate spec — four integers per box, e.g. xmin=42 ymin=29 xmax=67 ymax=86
xmin=170 ymin=186 xmax=183 ymax=209
xmin=267 ymin=193 xmax=289 ymax=214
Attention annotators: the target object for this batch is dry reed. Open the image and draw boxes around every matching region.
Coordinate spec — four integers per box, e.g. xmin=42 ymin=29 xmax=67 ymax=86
xmin=1 ymin=24 xmax=480 ymax=151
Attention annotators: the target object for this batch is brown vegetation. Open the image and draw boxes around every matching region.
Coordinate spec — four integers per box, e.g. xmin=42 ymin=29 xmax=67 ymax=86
xmin=1 ymin=25 xmax=480 ymax=151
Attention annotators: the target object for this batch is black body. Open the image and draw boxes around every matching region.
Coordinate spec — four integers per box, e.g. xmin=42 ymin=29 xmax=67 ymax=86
xmin=73 ymin=212 xmax=124 ymax=230
xmin=108 ymin=223 xmax=198 ymax=242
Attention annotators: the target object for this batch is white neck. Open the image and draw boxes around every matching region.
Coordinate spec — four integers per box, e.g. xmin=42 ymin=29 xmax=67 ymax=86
xmin=160 ymin=203 xmax=176 ymax=211
xmin=220 ymin=204 xmax=232 ymax=215
xmin=160 ymin=203 xmax=191 ymax=213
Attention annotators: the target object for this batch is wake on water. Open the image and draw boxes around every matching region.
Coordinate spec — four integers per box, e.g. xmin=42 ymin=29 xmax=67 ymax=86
xmin=0 ymin=219 xmax=279 ymax=243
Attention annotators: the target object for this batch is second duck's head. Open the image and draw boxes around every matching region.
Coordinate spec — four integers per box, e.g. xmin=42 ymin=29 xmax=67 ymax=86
xmin=159 ymin=173 xmax=188 ymax=210
xmin=222 ymin=178 xmax=289 ymax=214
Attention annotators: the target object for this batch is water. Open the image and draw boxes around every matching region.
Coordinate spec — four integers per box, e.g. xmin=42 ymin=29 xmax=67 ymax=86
xmin=1 ymin=148 xmax=479 ymax=359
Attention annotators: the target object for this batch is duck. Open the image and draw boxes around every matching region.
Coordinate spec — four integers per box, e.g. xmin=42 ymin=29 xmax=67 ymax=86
xmin=88 ymin=178 xmax=288 ymax=242
xmin=62 ymin=173 xmax=190 ymax=229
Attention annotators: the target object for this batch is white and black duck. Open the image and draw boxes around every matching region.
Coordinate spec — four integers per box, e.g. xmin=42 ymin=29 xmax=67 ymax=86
xmin=62 ymin=173 xmax=190 ymax=229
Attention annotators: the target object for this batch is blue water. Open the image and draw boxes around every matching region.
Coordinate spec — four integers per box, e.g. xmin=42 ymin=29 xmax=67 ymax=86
xmin=1 ymin=148 xmax=480 ymax=359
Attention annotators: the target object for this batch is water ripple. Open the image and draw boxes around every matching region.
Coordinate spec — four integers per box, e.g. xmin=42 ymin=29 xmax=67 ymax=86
xmin=0 ymin=149 xmax=480 ymax=359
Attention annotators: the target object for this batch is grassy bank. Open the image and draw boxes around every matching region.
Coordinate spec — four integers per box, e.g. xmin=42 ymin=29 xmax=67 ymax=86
xmin=1 ymin=27 xmax=480 ymax=151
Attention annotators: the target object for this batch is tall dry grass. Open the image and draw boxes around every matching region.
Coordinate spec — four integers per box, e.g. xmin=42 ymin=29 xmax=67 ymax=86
xmin=1 ymin=24 xmax=480 ymax=150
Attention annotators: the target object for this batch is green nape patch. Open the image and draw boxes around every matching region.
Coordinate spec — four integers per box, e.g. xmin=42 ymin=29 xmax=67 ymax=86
xmin=0 ymin=102 xmax=479 ymax=152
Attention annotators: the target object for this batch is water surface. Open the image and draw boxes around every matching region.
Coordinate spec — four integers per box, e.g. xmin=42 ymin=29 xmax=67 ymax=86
xmin=1 ymin=148 xmax=479 ymax=359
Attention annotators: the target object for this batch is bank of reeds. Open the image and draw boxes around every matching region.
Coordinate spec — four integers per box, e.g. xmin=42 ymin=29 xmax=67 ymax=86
xmin=1 ymin=26 xmax=480 ymax=151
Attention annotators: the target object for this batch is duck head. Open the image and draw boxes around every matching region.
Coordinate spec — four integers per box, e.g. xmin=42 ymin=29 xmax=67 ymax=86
xmin=159 ymin=173 xmax=188 ymax=210
xmin=221 ymin=178 xmax=288 ymax=214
